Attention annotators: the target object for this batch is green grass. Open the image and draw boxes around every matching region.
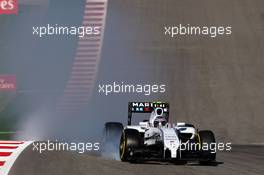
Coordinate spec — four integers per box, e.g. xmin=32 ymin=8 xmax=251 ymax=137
xmin=0 ymin=132 xmax=13 ymax=140
xmin=0 ymin=93 xmax=17 ymax=140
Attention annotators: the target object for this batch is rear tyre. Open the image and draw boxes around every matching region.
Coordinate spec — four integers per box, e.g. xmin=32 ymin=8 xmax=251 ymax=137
xmin=103 ymin=122 xmax=123 ymax=159
xmin=104 ymin=122 xmax=123 ymax=142
xmin=198 ymin=130 xmax=216 ymax=164
xmin=120 ymin=129 xmax=141 ymax=162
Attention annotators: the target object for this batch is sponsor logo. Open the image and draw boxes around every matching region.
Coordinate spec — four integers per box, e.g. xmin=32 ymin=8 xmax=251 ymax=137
xmin=0 ymin=0 xmax=18 ymax=14
xmin=132 ymin=102 xmax=150 ymax=107
xmin=131 ymin=102 xmax=168 ymax=112
xmin=0 ymin=75 xmax=16 ymax=92
xmin=132 ymin=102 xmax=166 ymax=108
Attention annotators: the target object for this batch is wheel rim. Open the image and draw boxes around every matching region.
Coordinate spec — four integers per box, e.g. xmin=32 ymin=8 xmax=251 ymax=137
xmin=120 ymin=133 xmax=126 ymax=160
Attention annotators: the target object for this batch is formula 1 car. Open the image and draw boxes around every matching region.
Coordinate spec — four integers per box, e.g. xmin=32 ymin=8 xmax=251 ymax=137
xmin=103 ymin=102 xmax=216 ymax=164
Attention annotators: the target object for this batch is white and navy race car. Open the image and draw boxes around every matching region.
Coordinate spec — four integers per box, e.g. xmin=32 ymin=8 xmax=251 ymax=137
xmin=103 ymin=102 xmax=216 ymax=164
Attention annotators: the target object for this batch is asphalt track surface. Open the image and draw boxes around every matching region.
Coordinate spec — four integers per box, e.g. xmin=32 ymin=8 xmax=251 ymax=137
xmin=9 ymin=145 xmax=264 ymax=175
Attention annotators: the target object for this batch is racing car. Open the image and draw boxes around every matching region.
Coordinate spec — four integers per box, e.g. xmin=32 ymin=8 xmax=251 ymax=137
xmin=103 ymin=102 xmax=216 ymax=164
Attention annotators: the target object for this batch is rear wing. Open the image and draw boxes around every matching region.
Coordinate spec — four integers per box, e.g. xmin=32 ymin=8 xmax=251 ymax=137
xmin=128 ymin=102 xmax=169 ymax=125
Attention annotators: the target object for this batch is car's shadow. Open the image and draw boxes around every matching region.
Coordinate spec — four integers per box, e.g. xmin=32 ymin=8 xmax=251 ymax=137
xmin=129 ymin=160 xmax=224 ymax=166
xmin=186 ymin=161 xmax=224 ymax=166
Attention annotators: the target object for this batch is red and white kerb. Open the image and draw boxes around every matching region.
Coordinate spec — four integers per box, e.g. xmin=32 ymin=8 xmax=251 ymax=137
xmin=0 ymin=141 xmax=33 ymax=175
xmin=57 ymin=0 xmax=108 ymax=113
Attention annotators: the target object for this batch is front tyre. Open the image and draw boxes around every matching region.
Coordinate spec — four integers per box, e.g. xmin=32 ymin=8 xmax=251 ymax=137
xmin=198 ymin=130 xmax=216 ymax=164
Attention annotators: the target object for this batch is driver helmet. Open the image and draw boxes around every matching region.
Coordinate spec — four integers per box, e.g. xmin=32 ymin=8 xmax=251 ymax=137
xmin=149 ymin=108 xmax=168 ymax=128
